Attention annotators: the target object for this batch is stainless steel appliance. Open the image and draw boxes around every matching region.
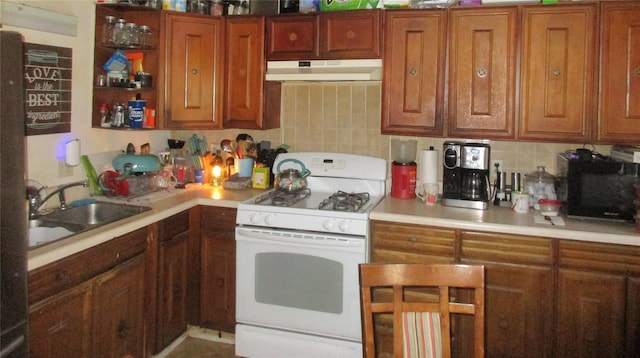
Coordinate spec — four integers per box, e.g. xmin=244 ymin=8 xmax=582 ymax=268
xmin=0 ymin=31 xmax=29 ymax=357
xmin=442 ymin=141 xmax=491 ymax=210
xmin=235 ymin=152 xmax=386 ymax=357
xmin=556 ymin=151 xmax=639 ymax=222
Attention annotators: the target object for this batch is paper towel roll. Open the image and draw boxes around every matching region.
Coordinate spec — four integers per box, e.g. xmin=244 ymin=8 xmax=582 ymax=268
xmin=65 ymin=139 xmax=80 ymax=167
xmin=419 ymin=148 xmax=439 ymax=185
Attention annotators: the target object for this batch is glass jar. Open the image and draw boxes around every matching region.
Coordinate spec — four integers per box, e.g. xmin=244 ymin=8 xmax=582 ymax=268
xmin=139 ymin=25 xmax=152 ymax=47
xmin=126 ymin=23 xmax=139 ymax=47
xmin=112 ymin=18 xmax=128 ymax=47
xmin=102 ymin=16 xmax=116 ymax=45
xmin=525 ymin=166 xmax=557 ymax=208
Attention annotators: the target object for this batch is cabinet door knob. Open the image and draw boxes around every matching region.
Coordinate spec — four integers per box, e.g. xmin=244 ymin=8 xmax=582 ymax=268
xmin=551 ymin=69 xmax=561 ymax=77
xmin=216 ymin=278 xmax=225 ymax=287
xmin=288 ymin=33 xmax=298 ymax=42
xmin=477 ymin=68 xmax=487 ymax=78
xmin=346 ymin=30 xmax=355 ymax=40
xmin=408 ymin=68 xmax=417 ymax=77
xmin=634 ymin=67 xmax=640 ymax=76
xmin=191 ymin=69 xmax=198 ymax=75
xmin=117 ymin=319 xmax=129 ymax=338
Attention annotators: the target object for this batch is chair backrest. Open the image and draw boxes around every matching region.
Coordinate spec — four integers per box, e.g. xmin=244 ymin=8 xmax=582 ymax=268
xmin=359 ymin=263 xmax=485 ymax=358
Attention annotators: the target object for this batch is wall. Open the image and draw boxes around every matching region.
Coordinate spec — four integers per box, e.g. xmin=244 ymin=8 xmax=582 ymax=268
xmin=4 ymin=1 xmax=611 ymax=205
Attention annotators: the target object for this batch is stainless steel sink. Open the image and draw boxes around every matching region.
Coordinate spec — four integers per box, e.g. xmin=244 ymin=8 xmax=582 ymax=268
xmin=28 ymin=202 xmax=151 ymax=249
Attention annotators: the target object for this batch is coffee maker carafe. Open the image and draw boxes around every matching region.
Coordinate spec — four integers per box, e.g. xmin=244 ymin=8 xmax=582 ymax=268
xmin=442 ymin=142 xmax=491 ymax=210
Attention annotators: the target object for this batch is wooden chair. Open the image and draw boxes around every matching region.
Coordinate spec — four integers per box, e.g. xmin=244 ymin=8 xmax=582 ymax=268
xmin=359 ymin=263 xmax=485 ymax=358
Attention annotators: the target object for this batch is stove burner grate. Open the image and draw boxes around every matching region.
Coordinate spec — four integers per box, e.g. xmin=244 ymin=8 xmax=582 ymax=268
xmin=254 ymin=188 xmax=311 ymax=207
xmin=318 ymin=191 xmax=370 ymax=212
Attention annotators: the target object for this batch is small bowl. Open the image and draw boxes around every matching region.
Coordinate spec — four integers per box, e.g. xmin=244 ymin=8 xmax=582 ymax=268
xmin=168 ymin=139 xmax=185 ymax=149
xmin=538 ymin=199 xmax=561 ymax=216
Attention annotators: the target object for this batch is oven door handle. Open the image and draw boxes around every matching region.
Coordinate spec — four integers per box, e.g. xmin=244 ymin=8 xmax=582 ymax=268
xmin=236 ymin=228 xmax=365 ymax=248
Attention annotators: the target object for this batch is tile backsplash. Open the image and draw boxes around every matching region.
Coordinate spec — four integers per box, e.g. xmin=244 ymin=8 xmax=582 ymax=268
xmin=277 ymin=81 xmax=612 ymax=183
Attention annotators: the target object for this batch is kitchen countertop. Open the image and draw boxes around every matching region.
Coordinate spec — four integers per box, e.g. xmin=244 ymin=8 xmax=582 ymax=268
xmin=27 ymin=184 xmax=264 ymax=271
xmin=371 ymin=196 xmax=640 ymax=247
xmin=29 ymin=187 xmax=640 ymax=271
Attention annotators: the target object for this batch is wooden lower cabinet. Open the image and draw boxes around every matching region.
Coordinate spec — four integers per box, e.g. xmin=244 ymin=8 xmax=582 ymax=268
xmin=200 ymin=206 xmax=237 ymax=332
xmin=155 ymin=211 xmax=190 ymax=353
xmin=370 ymin=220 xmax=640 ymax=357
xmin=29 ymin=281 xmax=93 ymax=358
xmin=460 ymin=231 xmax=553 ymax=358
xmin=92 ymin=255 xmax=146 ymax=358
xmin=557 ymin=240 xmax=640 ymax=358
xmin=28 ymin=228 xmax=149 ymax=358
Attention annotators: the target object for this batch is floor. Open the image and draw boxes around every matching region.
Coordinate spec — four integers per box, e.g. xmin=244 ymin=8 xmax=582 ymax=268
xmin=164 ymin=337 xmax=237 ymax=358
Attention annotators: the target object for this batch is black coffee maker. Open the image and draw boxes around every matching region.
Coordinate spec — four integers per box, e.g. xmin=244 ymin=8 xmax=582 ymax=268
xmin=442 ymin=141 xmax=491 ymax=210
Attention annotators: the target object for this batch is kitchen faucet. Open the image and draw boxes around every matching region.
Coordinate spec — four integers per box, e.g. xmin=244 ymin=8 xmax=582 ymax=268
xmin=27 ymin=180 xmax=88 ymax=219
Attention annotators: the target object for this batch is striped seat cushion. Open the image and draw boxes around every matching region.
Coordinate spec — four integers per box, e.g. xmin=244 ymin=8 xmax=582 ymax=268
xmin=402 ymin=312 xmax=442 ymax=358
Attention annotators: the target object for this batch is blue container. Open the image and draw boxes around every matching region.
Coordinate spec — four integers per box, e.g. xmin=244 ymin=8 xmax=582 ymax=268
xmin=128 ymin=100 xmax=146 ymax=128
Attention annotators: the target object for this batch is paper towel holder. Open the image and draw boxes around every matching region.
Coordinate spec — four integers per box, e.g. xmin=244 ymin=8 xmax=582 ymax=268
xmin=65 ymin=139 xmax=80 ymax=167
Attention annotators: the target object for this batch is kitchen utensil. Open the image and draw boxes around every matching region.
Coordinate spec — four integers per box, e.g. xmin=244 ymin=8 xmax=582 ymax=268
xmin=544 ymin=215 xmax=556 ymax=226
xmin=273 ymin=158 xmax=311 ymax=193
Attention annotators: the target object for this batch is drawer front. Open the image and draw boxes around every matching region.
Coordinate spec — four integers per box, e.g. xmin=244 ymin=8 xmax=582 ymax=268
xmin=559 ymin=239 xmax=640 ymax=275
xmin=159 ymin=210 xmax=190 ymax=242
xmin=460 ymin=231 xmax=552 ymax=266
xmin=200 ymin=206 xmax=237 ymax=232
xmin=371 ymin=220 xmax=456 ymax=263
xmin=28 ymin=227 xmax=147 ymax=304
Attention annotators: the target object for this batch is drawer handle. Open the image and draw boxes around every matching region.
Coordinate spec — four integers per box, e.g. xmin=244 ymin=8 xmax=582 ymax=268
xmin=407 ymin=236 xmax=417 ymax=243
xmin=288 ymin=33 xmax=298 ymax=42
xmin=173 ymin=285 xmax=182 ymax=299
xmin=346 ymin=30 xmax=355 ymax=40
xmin=56 ymin=271 xmax=67 ymax=281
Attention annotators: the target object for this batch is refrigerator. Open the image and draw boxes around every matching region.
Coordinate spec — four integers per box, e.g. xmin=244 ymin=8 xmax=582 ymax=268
xmin=0 ymin=31 xmax=29 ymax=357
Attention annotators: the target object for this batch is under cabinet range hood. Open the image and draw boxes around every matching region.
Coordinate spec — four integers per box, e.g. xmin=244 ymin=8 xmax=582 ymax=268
xmin=265 ymin=59 xmax=382 ymax=81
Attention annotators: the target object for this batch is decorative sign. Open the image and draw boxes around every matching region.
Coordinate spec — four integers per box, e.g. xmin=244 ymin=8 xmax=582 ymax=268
xmin=24 ymin=43 xmax=72 ymax=135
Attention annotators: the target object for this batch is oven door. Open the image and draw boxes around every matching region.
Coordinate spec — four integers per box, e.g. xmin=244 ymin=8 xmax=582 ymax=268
xmin=235 ymin=226 xmax=365 ymax=341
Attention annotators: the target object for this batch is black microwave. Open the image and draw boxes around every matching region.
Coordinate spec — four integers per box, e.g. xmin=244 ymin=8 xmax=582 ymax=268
xmin=556 ymin=152 xmax=639 ymax=222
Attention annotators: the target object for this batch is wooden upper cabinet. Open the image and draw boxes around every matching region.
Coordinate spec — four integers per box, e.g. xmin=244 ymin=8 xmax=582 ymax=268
xmin=161 ymin=13 xmax=224 ymax=129
xmin=224 ymin=16 xmax=280 ymax=130
xmin=597 ymin=1 xmax=640 ymax=144
xmin=320 ymin=9 xmax=382 ymax=59
xmin=518 ymin=4 xmax=597 ymax=142
xmin=448 ymin=7 xmax=517 ymax=139
xmin=266 ymin=14 xmax=319 ymax=60
xmin=381 ymin=9 xmax=447 ymax=136
xmin=266 ymin=10 xmax=381 ymax=60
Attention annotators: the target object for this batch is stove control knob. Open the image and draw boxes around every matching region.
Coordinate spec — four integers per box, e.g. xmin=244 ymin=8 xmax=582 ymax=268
xmin=338 ymin=220 xmax=351 ymax=233
xmin=250 ymin=213 xmax=263 ymax=225
xmin=264 ymin=214 xmax=276 ymax=226
xmin=322 ymin=219 xmax=336 ymax=231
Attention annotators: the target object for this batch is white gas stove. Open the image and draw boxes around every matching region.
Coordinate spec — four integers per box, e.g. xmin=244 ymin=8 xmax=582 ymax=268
xmin=236 ymin=152 xmax=387 ymax=236
xmin=235 ymin=152 xmax=387 ymax=358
